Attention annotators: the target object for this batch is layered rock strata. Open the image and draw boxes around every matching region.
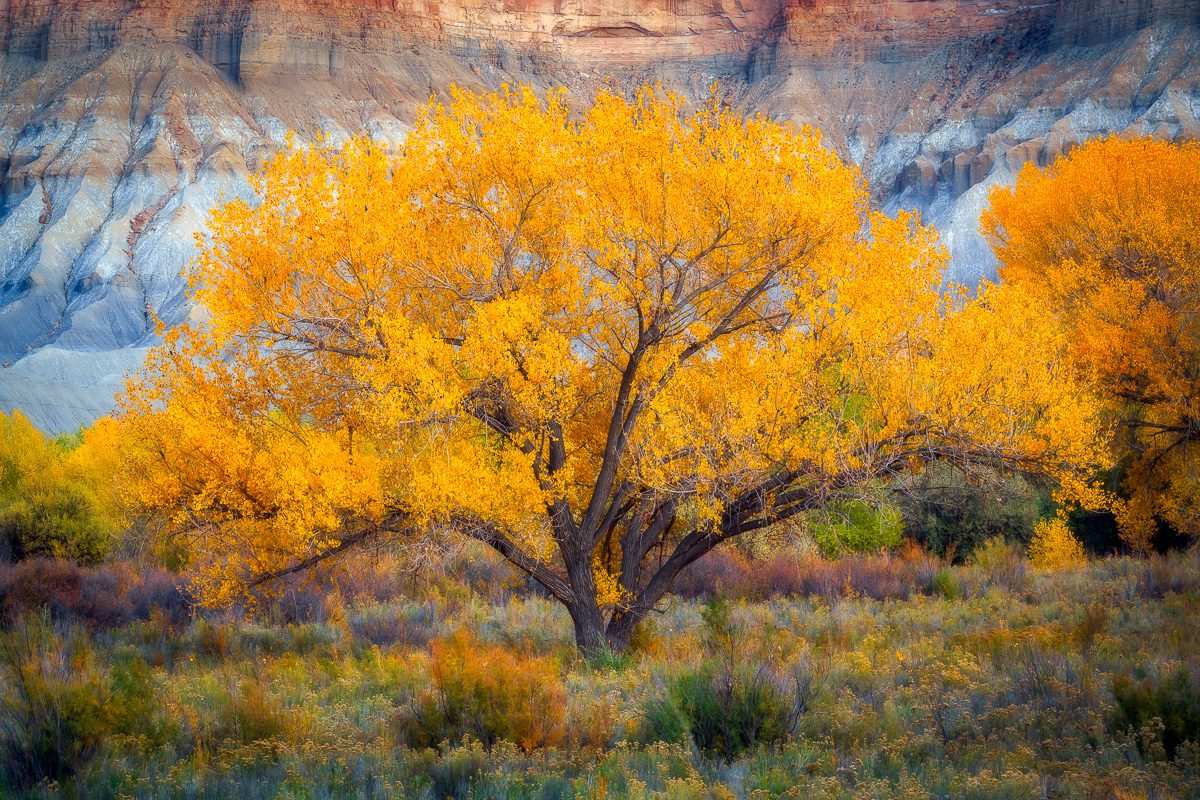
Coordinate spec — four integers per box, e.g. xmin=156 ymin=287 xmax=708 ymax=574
xmin=1 ymin=0 xmax=1198 ymax=431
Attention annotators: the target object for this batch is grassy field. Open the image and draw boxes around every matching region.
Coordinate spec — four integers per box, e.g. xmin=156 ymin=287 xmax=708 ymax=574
xmin=0 ymin=548 xmax=1197 ymax=799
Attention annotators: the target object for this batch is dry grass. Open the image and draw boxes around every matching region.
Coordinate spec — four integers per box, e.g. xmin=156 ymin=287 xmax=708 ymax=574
xmin=0 ymin=549 xmax=1195 ymax=798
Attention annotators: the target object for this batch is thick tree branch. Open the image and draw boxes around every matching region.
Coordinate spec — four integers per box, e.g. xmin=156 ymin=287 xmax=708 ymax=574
xmin=247 ymin=513 xmax=405 ymax=589
xmin=459 ymin=520 xmax=576 ymax=606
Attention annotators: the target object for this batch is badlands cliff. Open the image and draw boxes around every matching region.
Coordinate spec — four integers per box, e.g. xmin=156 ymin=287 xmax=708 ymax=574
xmin=1 ymin=0 xmax=1199 ymax=431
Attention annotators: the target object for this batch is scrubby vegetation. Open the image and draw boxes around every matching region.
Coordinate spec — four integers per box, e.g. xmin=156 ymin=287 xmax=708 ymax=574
xmin=0 ymin=548 xmax=1191 ymax=798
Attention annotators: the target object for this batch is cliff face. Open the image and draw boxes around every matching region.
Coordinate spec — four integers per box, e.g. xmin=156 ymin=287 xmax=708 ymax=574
xmin=1 ymin=0 xmax=1199 ymax=432
xmin=8 ymin=1 xmax=1195 ymax=83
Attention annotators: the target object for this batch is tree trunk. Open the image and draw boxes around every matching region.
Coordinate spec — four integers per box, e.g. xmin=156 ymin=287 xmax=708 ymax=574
xmin=570 ymin=605 xmax=607 ymax=655
xmin=603 ymin=607 xmax=643 ymax=653
xmin=603 ymin=548 xmax=697 ymax=654
xmin=564 ymin=550 xmax=608 ymax=656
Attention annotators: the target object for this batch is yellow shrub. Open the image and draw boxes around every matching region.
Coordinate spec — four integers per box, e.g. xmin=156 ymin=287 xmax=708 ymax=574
xmin=403 ymin=630 xmax=566 ymax=751
xmin=1027 ymin=517 xmax=1086 ymax=570
xmin=566 ymin=692 xmax=618 ymax=750
xmin=0 ymin=411 xmax=120 ymax=564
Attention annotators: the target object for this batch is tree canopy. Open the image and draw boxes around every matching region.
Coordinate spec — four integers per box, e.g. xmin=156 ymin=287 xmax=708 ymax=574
xmin=102 ymin=86 xmax=1106 ymax=652
xmin=983 ymin=136 xmax=1200 ymax=552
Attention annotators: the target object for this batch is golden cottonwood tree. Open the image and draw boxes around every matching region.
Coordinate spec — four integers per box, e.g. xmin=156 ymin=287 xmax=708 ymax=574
xmin=983 ymin=136 xmax=1200 ymax=552
xmin=106 ymin=87 xmax=1105 ymax=652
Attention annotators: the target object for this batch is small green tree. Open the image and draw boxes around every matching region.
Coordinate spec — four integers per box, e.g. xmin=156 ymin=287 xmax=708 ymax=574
xmin=896 ymin=464 xmax=1050 ymax=560
xmin=810 ymin=499 xmax=904 ymax=558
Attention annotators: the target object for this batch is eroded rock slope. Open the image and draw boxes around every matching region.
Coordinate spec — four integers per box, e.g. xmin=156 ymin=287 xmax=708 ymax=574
xmin=1 ymin=0 xmax=1198 ymax=431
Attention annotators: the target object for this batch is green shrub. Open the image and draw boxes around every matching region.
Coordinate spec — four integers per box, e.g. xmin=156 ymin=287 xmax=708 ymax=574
xmin=896 ymin=464 xmax=1049 ymax=559
xmin=1110 ymin=668 xmax=1200 ymax=761
xmin=0 ymin=488 xmax=115 ymax=565
xmin=0 ymin=614 xmax=111 ymax=789
xmin=810 ymin=499 xmax=903 ymax=558
xmin=660 ymin=596 xmax=800 ymax=760
xmin=632 ymin=694 xmax=690 ymax=746
xmin=586 ymin=645 xmax=633 ymax=673
xmin=108 ymin=647 xmax=173 ymax=746
xmin=700 ymin=595 xmax=737 ymax=652
xmin=671 ymin=664 xmax=798 ymax=760
xmin=932 ymin=568 xmax=961 ymax=600
xmin=428 ymin=742 xmax=489 ymax=800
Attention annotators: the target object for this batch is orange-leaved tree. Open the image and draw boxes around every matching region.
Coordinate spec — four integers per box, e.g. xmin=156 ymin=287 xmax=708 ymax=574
xmin=103 ymin=86 xmax=1106 ymax=653
xmin=983 ymin=136 xmax=1200 ymax=552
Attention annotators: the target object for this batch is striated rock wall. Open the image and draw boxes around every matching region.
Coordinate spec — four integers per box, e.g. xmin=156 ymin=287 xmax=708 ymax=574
xmin=773 ymin=0 xmax=1200 ymax=63
xmin=3 ymin=0 xmax=780 ymax=73
xmin=0 ymin=0 xmax=1198 ymax=431
xmin=7 ymin=1 xmax=1196 ymax=75
xmin=1053 ymin=0 xmax=1200 ymax=46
